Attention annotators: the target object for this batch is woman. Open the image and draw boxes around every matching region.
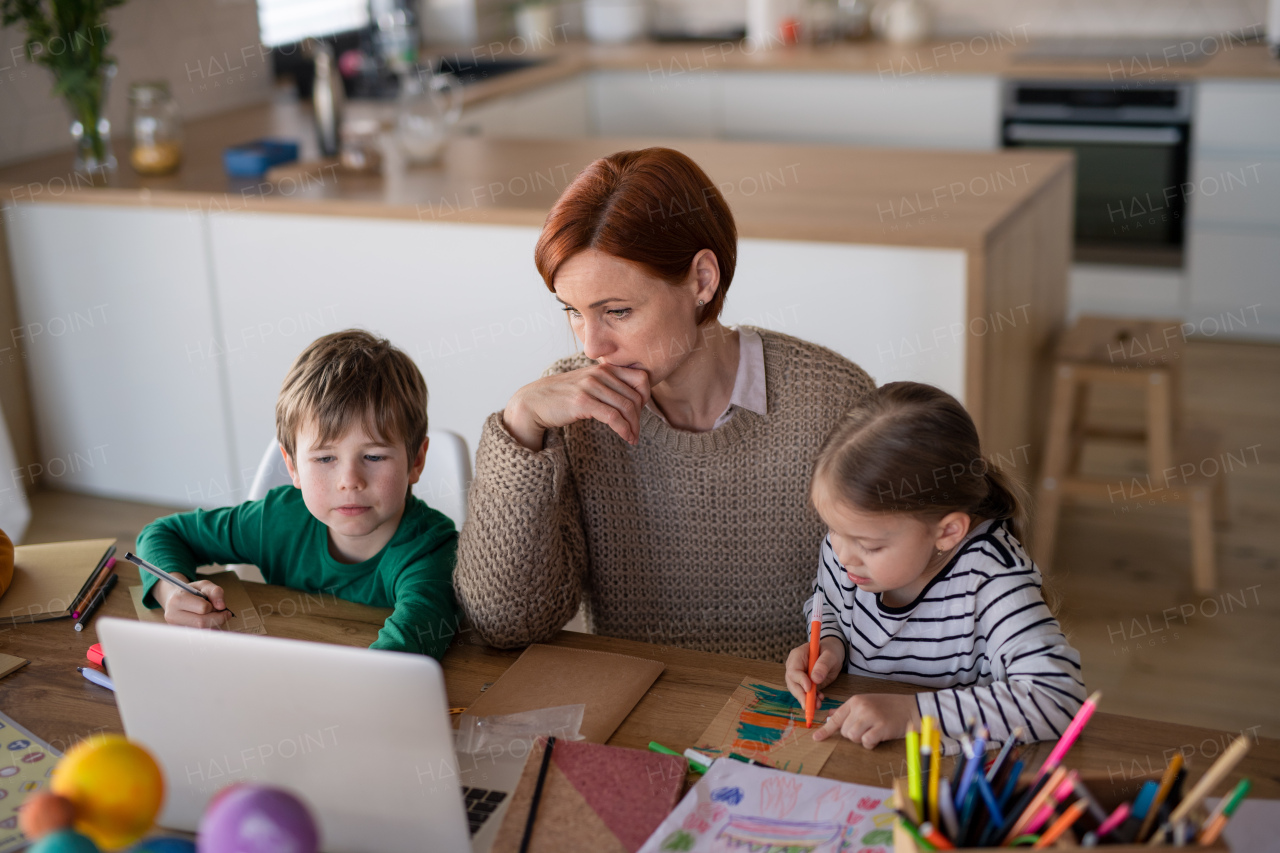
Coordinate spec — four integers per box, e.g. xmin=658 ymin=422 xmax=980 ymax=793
xmin=455 ymin=148 xmax=875 ymax=662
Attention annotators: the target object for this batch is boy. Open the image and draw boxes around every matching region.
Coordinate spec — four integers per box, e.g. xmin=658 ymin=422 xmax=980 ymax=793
xmin=139 ymin=329 xmax=458 ymax=658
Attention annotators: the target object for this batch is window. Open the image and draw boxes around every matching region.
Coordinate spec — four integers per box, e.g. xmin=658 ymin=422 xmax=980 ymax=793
xmin=257 ymin=0 xmax=371 ymax=48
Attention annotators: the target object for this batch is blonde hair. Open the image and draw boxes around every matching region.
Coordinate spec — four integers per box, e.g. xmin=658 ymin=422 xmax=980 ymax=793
xmin=275 ymin=329 xmax=427 ymax=465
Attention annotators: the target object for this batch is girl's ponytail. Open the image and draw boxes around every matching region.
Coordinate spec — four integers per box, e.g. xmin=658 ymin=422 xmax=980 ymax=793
xmin=977 ymin=464 xmax=1029 ymax=542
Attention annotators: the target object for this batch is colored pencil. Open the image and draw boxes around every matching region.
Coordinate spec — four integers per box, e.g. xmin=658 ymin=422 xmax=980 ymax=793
xmin=929 ymin=725 xmax=942 ymax=826
xmin=954 ymin=732 xmax=985 ymax=809
xmin=1024 ymin=771 xmax=1079 ymax=836
xmin=986 ymin=726 xmax=1023 ymax=782
xmin=1138 ymin=753 xmax=1184 ymax=842
xmin=1163 ymin=734 xmax=1253 ymax=832
xmin=1004 ymin=766 xmax=1067 ymax=843
xmin=1035 ymin=690 xmax=1101 ymax=783
xmin=937 ymin=777 xmax=960 ymax=840
xmin=1196 ymin=778 xmax=1249 ymax=846
xmin=1096 ymin=803 xmax=1131 ymax=840
xmin=805 ymin=591 xmax=822 ymax=728
xmin=73 ymin=573 xmax=118 ymax=632
xmin=518 ymin=736 xmax=555 ymax=853
xmin=920 ymin=822 xmax=956 ymax=850
xmin=1032 ymin=798 xmax=1089 ymax=849
xmin=896 ymin=810 xmax=937 ymax=852
xmin=70 ymin=546 xmax=115 ymax=617
xmin=907 ymin=726 xmax=923 ymax=819
xmin=71 ymin=557 xmax=115 ymax=623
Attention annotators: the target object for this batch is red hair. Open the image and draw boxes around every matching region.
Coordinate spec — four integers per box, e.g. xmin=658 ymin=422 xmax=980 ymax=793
xmin=533 ymin=147 xmax=738 ymax=325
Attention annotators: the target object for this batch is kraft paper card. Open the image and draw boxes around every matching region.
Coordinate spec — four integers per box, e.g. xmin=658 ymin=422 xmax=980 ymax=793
xmin=637 ymin=757 xmax=895 ymax=853
xmin=693 ymin=680 xmax=844 ymax=776
xmin=492 ymin=738 xmax=686 ymax=853
xmin=464 ymin=644 xmax=664 ymax=744
xmin=0 ymin=538 xmax=114 ymax=624
xmin=129 ymin=570 xmax=266 ymax=635
xmin=0 ymin=653 xmax=27 ymax=680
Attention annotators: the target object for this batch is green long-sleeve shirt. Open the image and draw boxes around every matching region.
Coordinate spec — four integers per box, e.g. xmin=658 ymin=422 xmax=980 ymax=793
xmin=138 ymin=485 xmax=459 ymax=658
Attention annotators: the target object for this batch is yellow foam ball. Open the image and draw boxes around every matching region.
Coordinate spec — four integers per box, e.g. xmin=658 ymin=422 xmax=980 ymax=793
xmin=51 ymin=735 xmax=165 ymax=851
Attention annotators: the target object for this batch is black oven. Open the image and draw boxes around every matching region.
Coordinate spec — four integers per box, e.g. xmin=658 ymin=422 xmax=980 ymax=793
xmin=1002 ymin=80 xmax=1193 ymax=267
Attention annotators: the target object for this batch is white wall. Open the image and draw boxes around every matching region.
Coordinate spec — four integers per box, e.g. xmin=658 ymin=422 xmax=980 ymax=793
xmin=0 ymin=0 xmax=272 ymax=167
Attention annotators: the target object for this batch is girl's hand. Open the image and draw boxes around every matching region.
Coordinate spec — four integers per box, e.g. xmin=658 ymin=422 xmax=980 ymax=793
xmin=503 ymin=363 xmax=652 ymax=450
xmin=813 ymin=693 xmax=921 ymax=749
xmin=154 ymin=573 xmax=232 ymax=629
xmin=785 ymin=636 xmax=845 ymax=707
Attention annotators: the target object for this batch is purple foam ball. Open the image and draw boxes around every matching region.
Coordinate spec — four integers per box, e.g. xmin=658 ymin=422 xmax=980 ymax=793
xmin=197 ymin=786 xmax=319 ymax=853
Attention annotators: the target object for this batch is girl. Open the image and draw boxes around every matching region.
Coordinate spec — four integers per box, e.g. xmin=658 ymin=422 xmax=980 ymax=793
xmin=784 ymin=382 xmax=1086 ymax=751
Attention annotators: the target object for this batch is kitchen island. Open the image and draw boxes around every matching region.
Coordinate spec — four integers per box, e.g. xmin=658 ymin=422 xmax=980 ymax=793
xmin=0 ymin=101 xmax=1071 ymax=508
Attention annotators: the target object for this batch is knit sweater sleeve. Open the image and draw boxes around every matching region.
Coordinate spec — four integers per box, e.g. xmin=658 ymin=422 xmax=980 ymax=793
xmin=454 ymin=411 xmax=588 ymax=648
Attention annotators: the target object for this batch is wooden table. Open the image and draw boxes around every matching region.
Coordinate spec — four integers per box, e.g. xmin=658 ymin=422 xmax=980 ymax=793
xmin=4 ymin=566 xmax=1277 ymax=805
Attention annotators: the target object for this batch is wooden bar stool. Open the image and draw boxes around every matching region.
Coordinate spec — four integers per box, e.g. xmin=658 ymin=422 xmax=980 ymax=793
xmin=1032 ymin=315 xmax=1224 ymax=593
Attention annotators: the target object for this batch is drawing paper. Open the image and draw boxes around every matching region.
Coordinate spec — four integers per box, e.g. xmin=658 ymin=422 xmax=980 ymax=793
xmin=129 ymin=570 xmax=266 ymax=635
xmin=638 ymin=758 xmax=895 ymax=853
xmin=0 ymin=710 xmax=61 ymax=852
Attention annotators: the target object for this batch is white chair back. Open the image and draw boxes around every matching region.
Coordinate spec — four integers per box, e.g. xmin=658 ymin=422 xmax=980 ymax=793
xmin=226 ymin=431 xmax=472 ymax=582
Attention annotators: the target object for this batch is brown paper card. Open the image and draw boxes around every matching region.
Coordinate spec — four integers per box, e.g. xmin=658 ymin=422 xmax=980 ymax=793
xmin=0 ymin=538 xmax=115 ymax=624
xmin=129 ymin=571 xmax=266 ymax=635
xmin=0 ymin=653 xmax=28 ymax=680
xmin=465 ymin=644 xmax=664 ymax=744
xmin=693 ymin=679 xmax=841 ymax=776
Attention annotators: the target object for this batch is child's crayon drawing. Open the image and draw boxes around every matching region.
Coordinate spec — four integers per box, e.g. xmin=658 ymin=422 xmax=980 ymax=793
xmin=694 ymin=680 xmax=844 ymax=776
xmin=637 ymin=760 xmax=895 ymax=853
xmin=0 ymin=711 xmax=61 ymax=853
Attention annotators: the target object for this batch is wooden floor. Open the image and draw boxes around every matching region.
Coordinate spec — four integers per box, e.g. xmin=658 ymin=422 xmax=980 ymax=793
xmin=19 ymin=341 xmax=1280 ymax=738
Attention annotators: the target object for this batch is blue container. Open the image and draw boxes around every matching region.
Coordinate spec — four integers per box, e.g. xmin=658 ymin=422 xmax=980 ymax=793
xmin=223 ymin=139 xmax=299 ymax=178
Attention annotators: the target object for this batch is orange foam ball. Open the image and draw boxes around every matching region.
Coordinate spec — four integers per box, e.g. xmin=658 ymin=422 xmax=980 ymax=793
xmin=51 ymin=735 xmax=165 ymax=851
xmin=18 ymin=793 xmax=76 ymax=839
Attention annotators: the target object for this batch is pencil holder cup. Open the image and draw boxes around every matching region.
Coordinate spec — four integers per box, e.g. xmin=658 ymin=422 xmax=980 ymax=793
xmin=890 ymin=778 xmax=1230 ymax=851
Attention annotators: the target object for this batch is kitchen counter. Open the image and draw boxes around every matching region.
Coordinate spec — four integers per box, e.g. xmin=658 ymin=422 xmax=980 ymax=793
xmin=0 ymin=100 xmax=1070 ymax=254
xmin=0 ymin=99 xmax=1071 ymax=503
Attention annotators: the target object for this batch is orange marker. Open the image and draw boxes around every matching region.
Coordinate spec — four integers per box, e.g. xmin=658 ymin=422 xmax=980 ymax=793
xmin=805 ymin=592 xmax=823 ymax=728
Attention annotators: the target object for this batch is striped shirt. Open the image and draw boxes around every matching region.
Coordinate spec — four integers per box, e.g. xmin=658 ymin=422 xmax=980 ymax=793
xmin=804 ymin=519 xmax=1086 ymax=752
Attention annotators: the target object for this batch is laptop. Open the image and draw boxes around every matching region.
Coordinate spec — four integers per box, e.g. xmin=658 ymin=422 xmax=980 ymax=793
xmin=97 ymin=618 xmax=528 ymax=853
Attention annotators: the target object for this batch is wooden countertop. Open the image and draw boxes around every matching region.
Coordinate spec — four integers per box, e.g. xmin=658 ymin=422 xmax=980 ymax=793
xmin=0 ymin=99 xmax=1072 ymax=252
xmin=4 ymin=565 xmax=1278 ymax=804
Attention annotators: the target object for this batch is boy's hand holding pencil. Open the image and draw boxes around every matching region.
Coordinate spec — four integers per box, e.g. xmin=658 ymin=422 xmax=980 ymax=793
xmin=150 ymin=571 xmax=232 ymax=629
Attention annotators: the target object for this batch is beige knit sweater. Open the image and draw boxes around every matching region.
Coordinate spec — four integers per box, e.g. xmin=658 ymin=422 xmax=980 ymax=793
xmin=454 ymin=328 xmax=876 ymax=662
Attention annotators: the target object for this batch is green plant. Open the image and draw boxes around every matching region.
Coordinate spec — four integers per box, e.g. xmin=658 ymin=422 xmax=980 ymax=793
xmin=2 ymin=0 xmax=128 ymax=167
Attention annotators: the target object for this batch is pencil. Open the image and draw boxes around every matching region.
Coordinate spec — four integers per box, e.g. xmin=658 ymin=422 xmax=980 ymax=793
xmin=1095 ymin=802 xmax=1131 ymax=840
xmin=1162 ymin=734 xmax=1253 ymax=833
xmin=125 ymin=552 xmax=235 ymax=618
xmin=907 ymin=726 xmax=923 ymax=819
xmin=73 ymin=573 xmax=118 ymax=632
xmin=518 ymin=735 xmax=555 ymax=853
xmin=937 ymin=778 xmax=960 ymax=840
xmin=1004 ymin=766 xmax=1067 ymax=843
xmin=1035 ymin=690 xmax=1101 ymax=783
xmin=70 ymin=546 xmax=116 ymax=617
xmin=928 ymin=725 xmax=942 ymax=826
xmin=1138 ymin=752 xmax=1184 ymax=842
xmin=71 ymin=558 xmax=115 ymax=622
xmin=919 ymin=821 xmax=955 ymax=851
xmin=1032 ymin=798 xmax=1088 ymax=849
xmin=1197 ymin=778 xmax=1250 ymax=846
xmin=895 ymin=810 xmax=937 ymax=852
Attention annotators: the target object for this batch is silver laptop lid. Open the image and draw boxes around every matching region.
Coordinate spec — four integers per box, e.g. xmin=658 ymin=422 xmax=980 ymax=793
xmin=97 ymin=617 xmax=471 ymax=853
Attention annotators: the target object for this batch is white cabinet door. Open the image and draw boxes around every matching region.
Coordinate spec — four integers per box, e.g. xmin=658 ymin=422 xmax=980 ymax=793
xmin=206 ymin=214 xmax=581 ymax=492
xmin=720 ymin=72 xmax=1001 ymax=149
xmin=4 ymin=203 xmax=236 ymax=505
xmin=459 ymin=76 xmax=591 ymax=138
xmin=1187 ymin=80 xmax=1280 ymax=341
xmin=1186 ymin=228 xmax=1280 ymax=340
xmin=1193 ymin=80 xmax=1280 ymax=154
xmin=589 ymin=70 xmax=722 ymax=137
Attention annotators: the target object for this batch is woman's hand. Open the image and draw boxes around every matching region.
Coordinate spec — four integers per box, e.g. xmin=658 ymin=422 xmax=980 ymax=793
xmin=812 ymin=693 xmax=920 ymax=749
xmin=785 ymin=635 xmax=845 ymax=708
xmin=154 ymin=572 xmax=233 ymax=629
xmin=503 ymin=363 xmax=652 ymax=450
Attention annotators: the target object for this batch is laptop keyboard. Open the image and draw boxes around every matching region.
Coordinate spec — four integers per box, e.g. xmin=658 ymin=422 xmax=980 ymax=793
xmin=462 ymin=786 xmax=508 ymax=835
